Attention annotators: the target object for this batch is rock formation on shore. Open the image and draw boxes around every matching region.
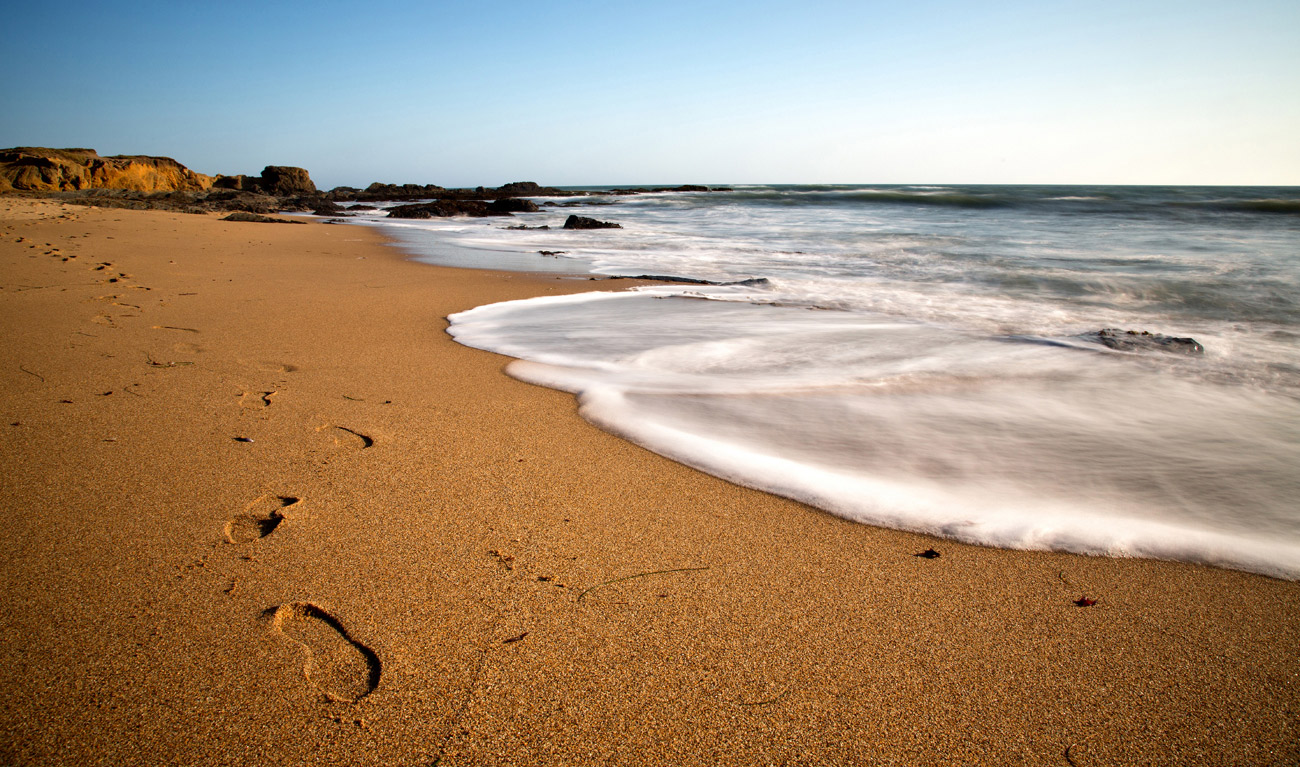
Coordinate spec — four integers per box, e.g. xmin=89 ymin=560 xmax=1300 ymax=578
xmin=328 ymin=180 xmax=577 ymax=203
xmin=0 ymin=148 xmax=333 ymax=215
xmin=385 ymin=197 xmax=544 ymax=219
xmin=0 ymin=147 xmax=214 ymax=193
xmin=213 ymin=166 xmax=317 ymax=196
xmin=1 ymin=147 xmax=721 ymax=220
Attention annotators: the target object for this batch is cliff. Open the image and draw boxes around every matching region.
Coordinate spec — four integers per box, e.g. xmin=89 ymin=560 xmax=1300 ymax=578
xmin=0 ymin=147 xmax=215 ymax=193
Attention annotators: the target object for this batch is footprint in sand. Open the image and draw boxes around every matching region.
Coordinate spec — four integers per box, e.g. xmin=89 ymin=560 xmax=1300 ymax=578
xmin=316 ymin=424 xmax=374 ymax=450
xmin=238 ymin=390 xmax=276 ymax=409
xmin=270 ymin=602 xmax=381 ymax=703
xmin=224 ymin=494 xmax=299 ymax=543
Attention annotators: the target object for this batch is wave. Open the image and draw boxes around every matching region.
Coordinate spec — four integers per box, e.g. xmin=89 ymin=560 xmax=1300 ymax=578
xmin=842 ymin=190 xmax=1010 ymax=208
xmin=1221 ymin=199 xmax=1300 ymax=215
xmin=636 ymin=185 xmax=1300 ymax=218
xmin=691 ymin=187 xmax=1011 ymax=209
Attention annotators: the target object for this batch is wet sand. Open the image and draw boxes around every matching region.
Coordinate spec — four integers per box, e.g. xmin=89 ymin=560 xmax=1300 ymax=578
xmin=1 ymin=197 xmax=1296 ymax=765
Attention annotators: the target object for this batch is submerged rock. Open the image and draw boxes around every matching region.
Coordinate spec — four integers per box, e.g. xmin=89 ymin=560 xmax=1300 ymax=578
xmin=1087 ymin=329 xmax=1205 ymax=354
xmin=563 ymin=215 xmax=621 ymax=230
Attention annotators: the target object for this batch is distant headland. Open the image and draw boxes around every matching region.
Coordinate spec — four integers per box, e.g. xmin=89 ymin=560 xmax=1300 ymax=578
xmin=0 ymin=147 xmax=728 ymax=217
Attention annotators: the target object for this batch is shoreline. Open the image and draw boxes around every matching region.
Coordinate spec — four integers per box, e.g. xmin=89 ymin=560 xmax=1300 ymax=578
xmin=1 ymin=198 xmax=1297 ymax=765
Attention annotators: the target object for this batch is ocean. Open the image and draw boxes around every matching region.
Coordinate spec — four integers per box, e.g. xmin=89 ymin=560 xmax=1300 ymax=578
xmin=343 ymin=185 xmax=1300 ymax=580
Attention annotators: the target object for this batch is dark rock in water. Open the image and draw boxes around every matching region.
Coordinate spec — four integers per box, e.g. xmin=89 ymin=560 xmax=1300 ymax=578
xmin=386 ymin=203 xmax=435 ymax=219
xmin=328 ymin=180 xmax=581 ymax=203
xmin=605 ymin=275 xmax=770 ymax=286
xmin=346 ymin=203 xmax=378 ymax=210
xmin=488 ymin=198 xmax=539 ymax=213
xmin=494 ymin=181 xmax=548 ymax=197
xmin=1088 ymin=328 xmax=1204 ymax=354
xmin=538 ymin=250 xmax=566 ymax=256
xmin=564 ymin=215 xmax=621 ymax=230
xmin=221 ymin=211 xmax=304 ymax=224
xmin=504 ymin=224 xmax=549 ymax=230
xmin=387 ymin=199 xmax=506 ymax=218
xmin=329 ymin=182 xmax=449 ymax=202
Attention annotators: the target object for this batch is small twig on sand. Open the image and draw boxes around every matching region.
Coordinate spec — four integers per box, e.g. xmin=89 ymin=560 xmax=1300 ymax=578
xmin=18 ymin=366 xmax=44 ymax=383
xmin=576 ymin=566 xmax=709 ymax=603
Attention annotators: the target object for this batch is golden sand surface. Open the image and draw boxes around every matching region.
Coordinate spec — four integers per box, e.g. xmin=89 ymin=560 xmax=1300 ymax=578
xmin=0 ymin=197 xmax=1296 ymax=766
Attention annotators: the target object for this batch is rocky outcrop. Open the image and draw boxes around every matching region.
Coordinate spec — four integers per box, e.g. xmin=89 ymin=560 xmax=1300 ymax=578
xmin=386 ymin=197 xmax=544 ymax=218
xmin=488 ymin=198 xmax=539 ymax=213
xmin=327 ymin=182 xmax=450 ymax=202
xmin=327 ymin=181 xmax=724 ymax=203
xmin=258 ymin=166 xmax=316 ymax=196
xmin=328 ymin=180 xmax=578 ymax=203
xmin=309 ymin=198 xmax=345 ymax=216
xmin=213 ymin=165 xmax=317 ymax=196
xmin=1086 ymin=329 xmax=1204 ymax=354
xmin=221 ymin=211 xmax=305 ymax=224
xmin=492 ymin=181 xmax=572 ymax=198
xmin=0 ymin=147 xmax=214 ymax=193
xmin=564 ymin=215 xmax=621 ymax=230
xmin=387 ymin=200 xmax=498 ymax=218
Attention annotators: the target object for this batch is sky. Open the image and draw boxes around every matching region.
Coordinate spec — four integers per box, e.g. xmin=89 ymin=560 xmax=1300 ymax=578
xmin=1 ymin=0 xmax=1297 ymax=188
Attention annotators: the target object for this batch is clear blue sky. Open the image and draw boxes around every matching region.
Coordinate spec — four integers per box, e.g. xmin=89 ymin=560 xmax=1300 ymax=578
xmin=2 ymin=0 xmax=1296 ymax=188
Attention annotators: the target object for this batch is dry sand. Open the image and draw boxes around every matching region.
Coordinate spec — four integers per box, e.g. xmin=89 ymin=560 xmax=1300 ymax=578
xmin=0 ymin=197 xmax=1296 ymax=766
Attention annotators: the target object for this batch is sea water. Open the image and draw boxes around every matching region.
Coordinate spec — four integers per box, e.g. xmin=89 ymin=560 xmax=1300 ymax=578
xmin=346 ymin=185 xmax=1300 ymax=579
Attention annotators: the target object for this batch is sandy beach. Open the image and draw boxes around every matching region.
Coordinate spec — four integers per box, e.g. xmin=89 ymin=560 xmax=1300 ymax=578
xmin=1 ymin=197 xmax=1296 ymax=765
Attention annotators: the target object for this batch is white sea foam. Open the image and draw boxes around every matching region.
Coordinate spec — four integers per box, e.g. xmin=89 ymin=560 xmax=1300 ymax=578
xmin=449 ymin=287 xmax=1300 ymax=580
xmin=388 ymin=184 xmax=1300 ymax=578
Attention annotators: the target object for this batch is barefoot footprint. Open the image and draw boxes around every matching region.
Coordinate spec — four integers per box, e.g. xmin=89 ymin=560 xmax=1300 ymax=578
xmin=238 ymin=390 xmax=276 ymax=409
xmin=316 ymin=424 xmax=374 ymax=450
xmin=224 ymin=494 xmax=299 ymax=543
xmin=270 ymin=602 xmax=381 ymax=703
